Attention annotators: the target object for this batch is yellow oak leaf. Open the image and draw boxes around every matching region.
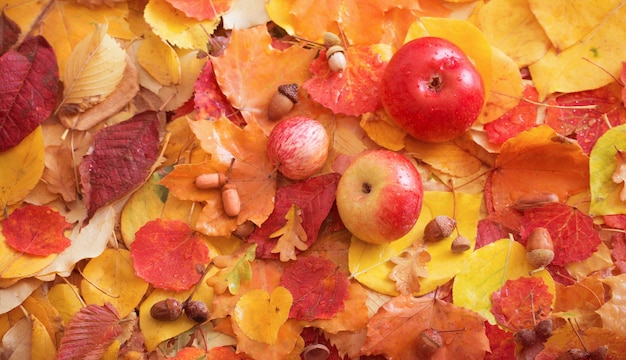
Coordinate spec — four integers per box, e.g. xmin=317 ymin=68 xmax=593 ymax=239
xmin=388 ymin=241 xmax=431 ymax=295
xmin=270 ymin=204 xmax=308 ymax=262
xmin=596 ymin=273 xmax=626 ymax=337
xmin=475 ymin=0 xmax=551 ymax=67
xmin=452 ymin=238 xmax=556 ymax=324
xmin=0 ymin=126 xmax=44 ymax=213
xmin=233 ymin=287 xmax=293 ymax=344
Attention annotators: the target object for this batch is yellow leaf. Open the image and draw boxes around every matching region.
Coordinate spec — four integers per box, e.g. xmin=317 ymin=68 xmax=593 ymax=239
xmin=80 ymin=249 xmax=149 ymax=318
xmin=270 ymin=204 xmax=308 ymax=262
xmin=565 ymin=242 xmax=614 ymax=279
xmin=596 ymin=273 xmax=626 ymax=336
xmin=156 ymin=49 xmax=206 ymax=111
xmin=527 ymin=0 xmax=622 ymax=51
xmin=233 ymin=287 xmax=293 ymax=344
xmin=0 ymin=230 xmax=56 ymax=279
xmin=349 ymin=191 xmax=482 ymax=296
xmin=528 ymin=1 xmax=626 ymax=99
xmin=144 ymin=0 xmax=219 ymax=50
xmin=405 ymin=17 xmax=492 ymax=101
xmin=452 ymin=238 xmax=556 ymax=324
xmin=590 ymin=124 xmax=626 ymax=215
xmin=478 ymin=46 xmax=523 ymax=124
xmin=0 ymin=126 xmax=44 ymax=211
xmin=475 ymin=0 xmax=551 ymax=67
xmin=31 ymin=315 xmax=56 ymax=360
xmin=405 ymin=138 xmax=482 ymax=178
xmin=0 ymin=278 xmax=42 ymax=315
xmin=137 ymin=35 xmax=181 ymax=86
xmin=58 ymin=23 xmax=126 ymax=121
xmin=47 ymin=283 xmax=83 ymax=324
xmin=359 ymin=110 xmax=406 ymax=151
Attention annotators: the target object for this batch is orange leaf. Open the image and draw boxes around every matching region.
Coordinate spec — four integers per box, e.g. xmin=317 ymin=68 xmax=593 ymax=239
xmin=165 ymin=0 xmax=231 ymax=21
xmin=362 ymin=296 xmax=489 ymax=359
xmin=488 ymin=125 xmax=590 ymax=213
xmin=130 ymin=219 xmax=210 ymax=291
xmin=490 ymin=277 xmax=553 ymax=331
xmin=2 ymin=205 xmax=71 ymax=256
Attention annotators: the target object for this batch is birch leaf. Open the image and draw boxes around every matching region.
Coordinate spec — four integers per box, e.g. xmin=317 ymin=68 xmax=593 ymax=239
xmin=58 ymin=23 xmax=126 ymax=125
xmin=137 ymin=34 xmax=180 ymax=86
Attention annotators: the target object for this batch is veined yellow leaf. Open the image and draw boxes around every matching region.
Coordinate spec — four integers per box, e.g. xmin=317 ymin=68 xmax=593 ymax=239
xmin=233 ymin=287 xmax=292 ymax=344
xmin=58 ymin=24 xmax=126 ymax=120
xmin=137 ymin=35 xmax=181 ymax=86
xmin=589 ymin=124 xmax=626 ymax=216
xmin=31 ymin=315 xmax=56 ymax=360
xmin=478 ymin=47 xmax=523 ymax=124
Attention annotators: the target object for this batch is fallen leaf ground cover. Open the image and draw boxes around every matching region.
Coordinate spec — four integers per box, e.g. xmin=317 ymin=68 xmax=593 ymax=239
xmin=1 ymin=0 xmax=626 ymax=359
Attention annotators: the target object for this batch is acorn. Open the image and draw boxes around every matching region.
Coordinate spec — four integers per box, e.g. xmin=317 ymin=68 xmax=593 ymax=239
xmin=301 ymin=343 xmax=330 ymax=360
xmin=416 ymin=328 xmax=442 ymax=358
xmin=534 ymin=318 xmax=553 ymax=340
xmin=424 ymin=215 xmax=456 ymax=242
xmin=267 ymin=83 xmax=299 ymax=120
xmin=556 ymin=348 xmax=590 ymax=360
xmin=221 ymin=183 xmax=241 ymax=217
xmin=323 ymin=32 xmax=341 ymax=48
xmin=450 ymin=235 xmax=471 ymax=253
xmin=525 ymin=227 xmax=555 ymax=269
xmin=183 ymin=300 xmax=210 ymax=323
xmin=514 ymin=328 xmax=537 ymax=347
xmin=150 ymin=298 xmax=183 ymax=321
xmin=195 ymin=173 xmax=227 ymax=189
xmin=326 ymin=45 xmax=347 ymax=72
xmin=590 ymin=345 xmax=608 ymax=360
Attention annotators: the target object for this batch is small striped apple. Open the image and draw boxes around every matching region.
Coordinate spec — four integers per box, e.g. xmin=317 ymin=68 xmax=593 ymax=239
xmin=336 ymin=150 xmax=423 ymax=244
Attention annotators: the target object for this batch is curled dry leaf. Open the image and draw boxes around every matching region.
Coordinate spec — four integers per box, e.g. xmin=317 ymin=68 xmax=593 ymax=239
xmin=388 ymin=242 xmax=431 ymax=295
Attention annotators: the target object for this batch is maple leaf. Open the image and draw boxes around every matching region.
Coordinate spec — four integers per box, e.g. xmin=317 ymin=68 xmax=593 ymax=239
xmin=249 ymin=173 xmax=340 ymax=259
xmin=490 ymin=276 xmax=553 ymax=331
xmin=2 ymin=205 xmax=71 ymax=256
xmin=279 ymin=256 xmax=350 ymax=321
xmin=79 ymin=111 xmax=162 ymax=221
xmin=56 ymin=303 xmax=122 ymax=360
xmin=362 ymin=295 xmax=490 ymax=359
xmin=484 ymin=321 xmax=516 ymax=360
xmin=130 ymin=219 xmax=210 ymax=291
xmin=535 ymin=325 xmax=626 ymax=360
xmin=0 ymin=34 xmax=58 ymax=151
xmin=388 ymin=241 xmax=431 ymax=295
xmin=520 ymin=202 xmax=601 ymax=266
xmin=611 ymin=149 xmax=626 ymax=201
xmin=270 ymin=204 xmax=308 ymax=262
xmin=303 ymin=45 xmax=388 ymax=116
xmin=206 ymin=243 xmax=256 ymax=295
xmin=194 ymin=61 xmax=245 ymax=126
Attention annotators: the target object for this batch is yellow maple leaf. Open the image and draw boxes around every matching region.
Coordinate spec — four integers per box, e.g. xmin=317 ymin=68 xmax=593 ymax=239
xmin=270 ymin=204 xmax=308 ymax=262
xmin=388 ymin=242 xmax=431 ymax=295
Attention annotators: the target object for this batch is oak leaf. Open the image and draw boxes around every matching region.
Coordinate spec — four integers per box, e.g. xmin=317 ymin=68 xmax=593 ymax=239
xmin=388 ymin=241 xmax=431 ymax=295
xmin=490 ymin=276 xmax=553 ymax=331
xmin=2 ymin=205 xmax=71 ymax=256
xmin=279 ymin=256 xmax=350 ymax=321
xmin=130 ymin=219 xmax=210 ymax=291
xmin=361 ymin=295 xmax=490 ymax=359
xmin=206 ymin=243 xmax=257 ymax=295
xmin=270 ymin=204 xmax=308 ymax=262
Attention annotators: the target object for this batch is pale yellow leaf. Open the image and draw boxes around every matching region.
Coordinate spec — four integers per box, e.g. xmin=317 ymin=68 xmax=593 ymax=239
xmin=47 ymin=283 xmax=83 ymax=324
xmin=1 ymin=317 xmax=31 ymax=360
xmin=527 ymin=0 xmax=623 ymax=51
xmin=597 ymin=273 xmax=626 ymax=336
xmin=359 ymin=110 xmax=406 ymax=151
xmin=475 ymin=0 xmax=551 ymax=67
xmin=58 ymin=24 xmax=126 ymax=120
xmin=478 ymin=47 xmax=523 ymax=124
xmin=157 ymin=50 xmax=206 ymax=111
xmin=0 ymin=278 xmax=42 ymax=315
xmin=31 ymin=315 xmax=56 ymax=360
xmin=0 ymin=228 xmax=56 ymax=280
xmin=405 ymin=138 xmax=482 ymax=178
xmin=270 ymin=204 xmax=308 ymax=262
xmin=144 ymin=0 xmax=219 ymax=50
xmin=80 ymin=249 xmax=149 ymax=318
xmin=222 ymin=0 xmax=271 ymax=29
xmin=137 ymin=35 xmax=181 ymax=86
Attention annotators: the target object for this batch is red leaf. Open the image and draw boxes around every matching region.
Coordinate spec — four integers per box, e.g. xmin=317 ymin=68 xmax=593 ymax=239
xmin=484 ymin=85 xmax=539 ymax=144
xmin=248 ymin=173 xmax=340 ymax=259
xmin=79 ymin=111 xmax=161 ymax=220
xmin=131 ymin=219 xmax=210 ymax=291
xmin=303 ymin=46 xmax=386 ymax=116
xmin=545 ymin=85 xmax=626 ymax=154
xmin=491 ymin=277 xmax=553 ymax=331
xmin=194 ymin=61 xmax=245 ymax=126
xmin=484 ymin=322 xmax=516 ymax=360
xmin=279 ymin=256 xmax=350 ymax=321
xmin=0 ymin=11 xmax=20 ymax=55
xmin=0 ymin=35 xmax=58 ymax=151
xmin=164 ymin=0 xmax=231 ymax=21
xmin=2 ymin=204 xmax=71 ymax=256
xmin=56 ymin=303 xmax=122 ymax=360
xmin=520 ymin=203 xmax=601 ymax=266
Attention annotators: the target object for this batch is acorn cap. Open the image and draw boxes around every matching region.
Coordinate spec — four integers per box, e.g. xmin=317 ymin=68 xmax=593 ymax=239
xmin=277 ymin=83 xmax=299 ymax=103
xmin=323 ymin=32 xmax=341 ymax=47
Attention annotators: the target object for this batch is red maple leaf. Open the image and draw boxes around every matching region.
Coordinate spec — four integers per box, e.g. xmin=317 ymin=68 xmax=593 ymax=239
xmin=2 ymin=204 xmax=71 ymax=256
xmin=303 ymin=45 xmax=386 ymax=116
xmin=279 ymin=256 xmax=350 ymax=321
xmin=545 ymin=85 xmax=626 ymax=154
xmin=491 ymin=277 xmax=553 ymax=331
xmin=194 ymin=61 xmax=245 ymax=127
xmin=249 ymin=173 xmax=340 ymax=259
xmin=484 ymin=321 xmax=516 ymax=360
xmin=130 ymin=219 xmax=210 ymax=291
xmin=56 ymin=303 xmax=122 ymax=360
xmin=0 ymin=34 xmax=58 ymax=151
xmin=484 ymin=85 xmax=539 ymax=144
xmin=79 ymin=111 xmax=161 ymax=220
xmin=520 ymin=203 xmax=601 ymax=266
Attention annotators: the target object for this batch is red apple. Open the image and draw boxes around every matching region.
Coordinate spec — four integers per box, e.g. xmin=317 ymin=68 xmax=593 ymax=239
xmin=380 ymin=36 xmax=485 ymax=143
xmin=267 ymin=116 xmax=329 ymax=180
xmin=336 ymin=150 xmax=423 ymax=244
